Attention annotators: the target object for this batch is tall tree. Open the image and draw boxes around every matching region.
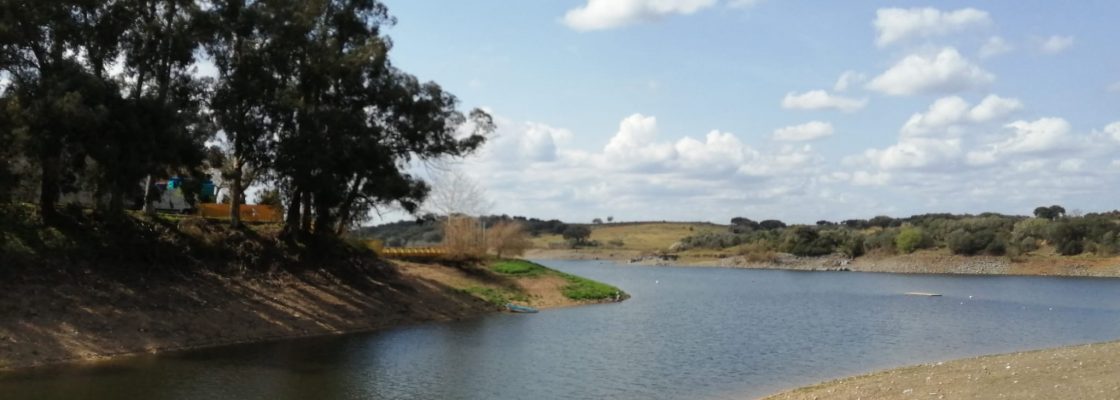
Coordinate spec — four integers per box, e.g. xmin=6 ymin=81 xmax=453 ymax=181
xmin=200 ymin=0 xmax=275 ymax=227
xmin=0 ymin=1 xmax=107 ymax=223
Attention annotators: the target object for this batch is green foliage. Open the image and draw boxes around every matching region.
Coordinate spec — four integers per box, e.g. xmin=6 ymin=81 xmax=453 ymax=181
xmin=490 ymin=259 xmax=548 ymax=277
xmin=560 ymin=273 xmax=623 ymax=301
xmin=895 ymin=227 xmax=925 ymax=254
xmin=562 ymin=225 xmax=592 ymax=245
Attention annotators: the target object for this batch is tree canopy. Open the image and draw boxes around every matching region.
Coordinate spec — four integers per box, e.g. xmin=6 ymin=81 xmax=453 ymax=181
xmin=0 ymin=0 xmax=489 ymax=237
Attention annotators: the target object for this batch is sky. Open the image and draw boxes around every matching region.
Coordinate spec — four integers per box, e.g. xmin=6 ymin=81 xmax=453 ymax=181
xmin=375 ymin=0 xmax=1120 ymax=224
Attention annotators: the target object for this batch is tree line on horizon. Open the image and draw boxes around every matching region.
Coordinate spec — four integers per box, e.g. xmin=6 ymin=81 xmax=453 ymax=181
xmin=0 ymin=0 xmax=489 ymax=238
xmin=679 ymin=206 xmax=1120 ymax=258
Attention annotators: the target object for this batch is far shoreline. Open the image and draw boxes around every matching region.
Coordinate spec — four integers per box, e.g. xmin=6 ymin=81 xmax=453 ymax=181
xmin=524 ymin=248 xmax=1120 ymax=278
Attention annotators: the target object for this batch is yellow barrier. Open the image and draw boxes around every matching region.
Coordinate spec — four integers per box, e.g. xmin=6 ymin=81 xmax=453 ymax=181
xmin=197 ymin=204 xmax=282 ymax=223
xmin=367 ymin=242 xmax=446 ymax=259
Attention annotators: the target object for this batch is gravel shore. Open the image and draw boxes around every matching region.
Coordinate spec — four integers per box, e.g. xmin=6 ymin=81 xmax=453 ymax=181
xmin=761 ymin=341 xmax=1120 ymax=400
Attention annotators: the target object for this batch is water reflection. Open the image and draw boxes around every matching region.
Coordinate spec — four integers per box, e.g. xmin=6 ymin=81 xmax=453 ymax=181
xmin=3 ymin=262 xmax=1120 ymax=399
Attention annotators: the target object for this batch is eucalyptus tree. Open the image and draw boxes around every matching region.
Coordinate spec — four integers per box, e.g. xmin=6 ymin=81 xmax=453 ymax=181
xmin=260 ymin=0 xmax=491 ymax=237
xmin=199 ymin=0 xmax=277 ymax=227
xmin=116 ymin=0 xmax=210 ymax=215
xmin=0 ymin=0 xmax=112 ymax=222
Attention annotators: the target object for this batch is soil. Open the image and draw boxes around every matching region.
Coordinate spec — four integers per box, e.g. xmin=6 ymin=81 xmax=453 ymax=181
xmin=762 ymin=340 xmax=1120 ymax=400
xmin=0 ymin=258 xmax=594 ymax=371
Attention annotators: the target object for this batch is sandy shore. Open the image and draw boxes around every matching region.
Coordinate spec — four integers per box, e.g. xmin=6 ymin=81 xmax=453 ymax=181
xmin=762 ymin=340 xmax=1120 ymax=400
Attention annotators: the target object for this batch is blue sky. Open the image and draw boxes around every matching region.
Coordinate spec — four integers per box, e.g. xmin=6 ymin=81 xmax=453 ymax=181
xmin=377 ymin=1 xmax=1120 ymax=224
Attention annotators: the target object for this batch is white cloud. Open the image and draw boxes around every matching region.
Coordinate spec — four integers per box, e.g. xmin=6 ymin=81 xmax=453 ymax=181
xmin=1040 ymin=35 xmax=1074 ymax=54
xmin=674 ymin=130 xmax=750 ymax=171
xmin=1104 ymin=122 xmax=1120 ymax=142
xmin=563 ymin=0 xmax=718 ymax=31
xmin=873 ymin=7 xmax=991 ymax=47
xmin=1058 ymin=158 xmax=1084 ymax=172
xmin=781 ymin=90 xmax=867 ymax=112
xmin=1109 ymin=82 xmax=1120 ymax=93
xmin=867 ymin=48 xmax=994 ymax=96
xmin=833 ymin=71 xmax=866 ymax=92
xmin=966 ymin=118 xmax=1074 ymax=165
xmin=979 ymin=36 xmax=1012 ymax=58
xmin=851 ymin=171 xmax=891 ymax=186
xmin=968 ymin=95 xmax=1023 ymax=122
xmin=864 ymin=137 xmax=963 ymax=170
xmin=773 ymin=121 xmax=834 ymax=141
xmin=901 ymin=94 xmax=1023 ymax=136
xmin=603 ymin=113 xmax=677 ymax=166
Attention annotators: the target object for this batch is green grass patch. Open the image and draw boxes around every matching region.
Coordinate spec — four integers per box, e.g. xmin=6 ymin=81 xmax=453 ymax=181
xmin=489 ymin=259 xmax=627 ymax=302
xmin=489 ymin=259 xmax=549 ymax=276
xmin=462 ymin=286 xmax=529 ymax=307
xmin=559 ymin=273 xmax=624 ymax=301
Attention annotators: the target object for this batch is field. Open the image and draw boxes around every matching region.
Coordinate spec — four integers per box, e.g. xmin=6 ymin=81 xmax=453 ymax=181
xmin=531 ymin=222 xmax=726 ymax=253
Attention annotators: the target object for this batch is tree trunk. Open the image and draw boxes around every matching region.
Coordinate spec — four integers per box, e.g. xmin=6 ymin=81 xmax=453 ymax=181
xmin=300 ymin=190 xmax=312 ymax=234
xmin=334 ymin=176 xmax=364 ymax=236
xmin=283 ymin=187 xmax=302 ymax=238
xmin=230 ymin=160 xmax=243 ymax=228
xmin=141 ymin=174 xmax=156 ymax=215
xmin=38 ymin=154 xmax=61 ymax=225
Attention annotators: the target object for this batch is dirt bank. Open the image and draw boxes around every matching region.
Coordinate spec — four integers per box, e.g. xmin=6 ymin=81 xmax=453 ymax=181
xmin=762 ymin=340 xmax=1120 ymax=400
xmin=0 ymin=258 xmax=610 ymax=371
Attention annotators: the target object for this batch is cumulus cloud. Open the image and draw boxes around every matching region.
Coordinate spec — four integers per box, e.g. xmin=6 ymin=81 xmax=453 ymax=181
xmin=1104 ymin=121 xmax=1120 ymax=142
xmin=966 ymin=118 xmax=1074 ymax=165
xmin=900 ymin=95 xmax=1022 ymax=136
xmin=781 ymin=90 xmax=867 ymax=112
xmin=873 ymin=7 xmax=991 ymax=47
xmin=866 ymin=48 xmax=994 ymax=96
xmin=603 ymin=114 xmax=677 ymax=167
xmin=1039 ymin=35 xmax=1074 ymax=54
xmin=863 ymin=137 xmax=963 ymax=170
xmin=833 ymin=71 xmax=866 ymax=92
xmin=979 ymin=36 xmax=1012 ymax=58
xmin=773 ymin=121 xmax=834 ymax=142
xmin=563 ymin=0 xmax=718 ymax=31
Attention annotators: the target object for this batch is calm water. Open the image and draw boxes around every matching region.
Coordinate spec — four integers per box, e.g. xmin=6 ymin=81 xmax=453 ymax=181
xmin=4 ymin=261 xmax=1120 ymax=399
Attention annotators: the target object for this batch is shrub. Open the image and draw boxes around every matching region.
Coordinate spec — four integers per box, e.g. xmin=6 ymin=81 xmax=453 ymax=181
xmin=894 ymin=227 xmax=925 ymax=254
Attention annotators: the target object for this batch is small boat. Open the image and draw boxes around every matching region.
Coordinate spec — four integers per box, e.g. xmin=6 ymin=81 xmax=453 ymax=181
xmin=506 ymin=303 xmax=539 ymax=313
xmin=904 ymin=292 xmax=942 ymax=297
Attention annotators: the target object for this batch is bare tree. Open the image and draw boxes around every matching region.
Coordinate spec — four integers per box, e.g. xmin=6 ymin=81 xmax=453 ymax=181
xmin=424 ymin=169 xmax=492 ymax=218
xmin=488 ymin=221 xmax=532 ymax=258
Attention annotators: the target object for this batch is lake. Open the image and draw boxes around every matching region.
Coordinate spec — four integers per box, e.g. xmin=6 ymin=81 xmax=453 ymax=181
xmin=4 ymin=260 xmax=1120 ymax=399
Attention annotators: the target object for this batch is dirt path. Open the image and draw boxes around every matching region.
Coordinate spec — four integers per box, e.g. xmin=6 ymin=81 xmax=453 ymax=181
xmin=762 ymin=341 xmax=1120 ymax=400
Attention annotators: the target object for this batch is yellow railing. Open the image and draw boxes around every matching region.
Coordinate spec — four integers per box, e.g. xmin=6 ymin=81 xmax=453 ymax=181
xmin=366 ymin=241 xmax=446 ymax=259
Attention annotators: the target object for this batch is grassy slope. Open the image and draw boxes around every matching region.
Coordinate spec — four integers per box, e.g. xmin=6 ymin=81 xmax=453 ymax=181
xmin=417 ymin=259 xmax=627 ymax=308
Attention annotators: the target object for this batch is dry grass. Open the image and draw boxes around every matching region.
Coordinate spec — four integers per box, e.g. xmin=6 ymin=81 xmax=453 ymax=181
xmin=532 ymin=222 xmax=726 ymax=252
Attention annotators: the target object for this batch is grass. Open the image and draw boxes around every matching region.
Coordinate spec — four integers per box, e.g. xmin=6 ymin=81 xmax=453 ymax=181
xmin=462 ymin=286 xmax=528 ymax=307
xmin=484 ymin=258 xmax=627 ymax=302
xmin=489 ymin=259 xmax=549 ymax=276
xmin=531 ymin=222 xmax=726 ymax=252
xmin=559 ymin=273 xmax=623 ymax=301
